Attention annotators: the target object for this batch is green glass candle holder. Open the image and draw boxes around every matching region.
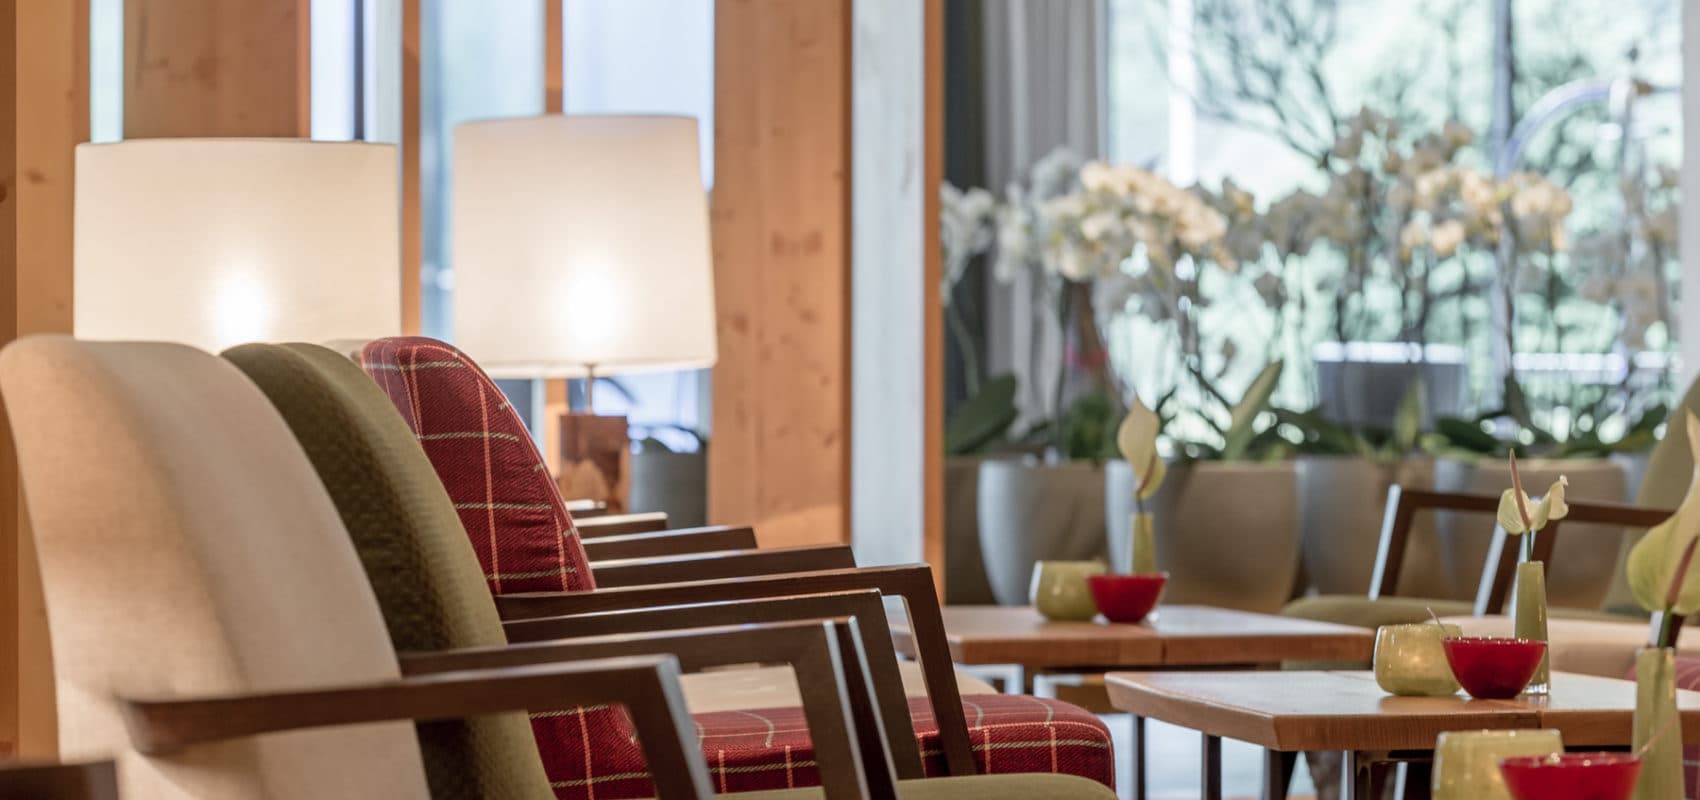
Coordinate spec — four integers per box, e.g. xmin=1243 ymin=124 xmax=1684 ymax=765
xmin=1030 ymin=560 xmax=1106 ymax=621
xmin=1374 ymin=623 xmax=1462 ymax=696
xmin=1432 ymin=729 xmax=1564 ymax=800
xmin=1633 ymin=647 xmax=1682 ymax=800
xmin=1512 ymin=560 xmax=1550 ymax=696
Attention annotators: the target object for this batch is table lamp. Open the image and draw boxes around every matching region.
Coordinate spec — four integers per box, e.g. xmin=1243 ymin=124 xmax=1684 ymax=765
xmin=452 ymin=114 xmax=716 ymax=511
xmin=74 ymin=139 xmax=401 ymax=350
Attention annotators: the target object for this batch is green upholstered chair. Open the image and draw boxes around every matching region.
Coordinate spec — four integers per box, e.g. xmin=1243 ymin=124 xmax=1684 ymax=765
xmin=223 ymin=342 xmax=1117 ymax=800
xmin=1283 ymin=377 xmax=1700 ymax=669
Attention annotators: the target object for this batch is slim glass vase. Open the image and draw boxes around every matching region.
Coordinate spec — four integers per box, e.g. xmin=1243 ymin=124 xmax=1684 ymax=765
xmin=1633 ymin=647 xmax=1683 ymax=800
xmin=1130 ymin=512 xmax=1157 ymax=574
xmin=1512 ymin=560 xmax=1550 ymax=695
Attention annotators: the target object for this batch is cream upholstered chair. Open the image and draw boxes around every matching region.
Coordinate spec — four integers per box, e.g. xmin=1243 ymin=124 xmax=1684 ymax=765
xmin=2 ymin=336 xmax=1116 ymax=800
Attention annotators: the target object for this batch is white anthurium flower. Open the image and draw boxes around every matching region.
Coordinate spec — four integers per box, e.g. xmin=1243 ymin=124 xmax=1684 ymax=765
xmin=1628 ymin=411 xmax=1700 ymax=614
xmin=1116 ymin=392 xmax=1166 ymax=501
xmin=1496 ymin=472 xmax=1569 ymax=535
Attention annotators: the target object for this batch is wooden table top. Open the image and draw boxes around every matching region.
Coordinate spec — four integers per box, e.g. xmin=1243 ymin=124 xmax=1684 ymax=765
xmin=1105 ymin=670 xmax=1700 ymax=752
xmin=890 ymin=605 xmax=1374 ymax=668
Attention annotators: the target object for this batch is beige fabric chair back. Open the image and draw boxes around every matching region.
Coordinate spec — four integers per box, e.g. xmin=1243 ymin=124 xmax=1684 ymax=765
xmin=1601 ymin=377 xmax=1700 ymax=611
xmin=0 ymin=337 xmax=429 ymax=799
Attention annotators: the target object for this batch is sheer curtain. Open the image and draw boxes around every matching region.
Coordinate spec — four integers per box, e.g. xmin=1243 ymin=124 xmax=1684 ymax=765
xmin=979 ymin=0 xmax=1108 ymax=427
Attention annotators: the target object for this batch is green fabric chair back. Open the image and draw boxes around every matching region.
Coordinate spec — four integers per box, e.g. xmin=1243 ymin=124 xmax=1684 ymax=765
xmin=223 ymin=342 xmax=553 ymax=800
xmin=1600 ymin=376 xmax=1700 ymax=612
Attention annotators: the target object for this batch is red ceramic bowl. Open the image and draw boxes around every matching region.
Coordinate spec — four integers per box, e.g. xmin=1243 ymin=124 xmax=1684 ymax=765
xmin=1499 ymin=753 xmax=1642 ymax=800
xmin=1087 ymin=573 xmax=1168 ymax=623
xmin=1441 ymin=636 xmax=1548 ymax=699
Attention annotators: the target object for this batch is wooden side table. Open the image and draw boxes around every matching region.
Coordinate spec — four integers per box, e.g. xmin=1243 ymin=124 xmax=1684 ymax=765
xmin=889 ymin=605 xmax=1374 ymax=798
xmin=1106 ymin=670 xmax=1700 ymax=800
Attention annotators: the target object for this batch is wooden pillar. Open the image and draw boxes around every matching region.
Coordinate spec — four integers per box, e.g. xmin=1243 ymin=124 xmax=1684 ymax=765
xmin=123 ymin=0 xmax=309 ymax=137
xmin=710 ymin=0 xmax=853 ymax=548
xmin=922 ymin=0 xmax=945 ymax=589
xmin=1 ymin=0 xmax=89 ymax=758
xmin=401 ymin=0 xmax=422 ymax=334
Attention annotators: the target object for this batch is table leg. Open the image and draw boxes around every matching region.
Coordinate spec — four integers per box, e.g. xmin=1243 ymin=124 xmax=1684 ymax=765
xmin=1341 ymin=751 xmax=1373 ymax=800
xmin=1401 ymin=761 xmax=1432 ymax=799
xmin=1131 ymin=715 xmax=1148 ymax=800
xmin=1202 ymin=734 xmax=1223 ymax=800
xmin=1262 ymin=749 xmax=1293 ymax=800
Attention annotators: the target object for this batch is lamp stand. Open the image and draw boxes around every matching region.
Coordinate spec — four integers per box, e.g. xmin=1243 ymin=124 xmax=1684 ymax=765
xmin=554 ymin=365 xmax=631 ymax=513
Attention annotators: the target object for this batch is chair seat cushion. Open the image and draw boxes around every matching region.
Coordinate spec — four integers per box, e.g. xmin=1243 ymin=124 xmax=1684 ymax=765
xmin=725 ymin=773 xmax=1119 ymax=800
xmin=680 ymin=661 xmax=1000 ymax=714
xmin=1284 ymin=595 xmax=1642 ymax=632
xmin=1440 ymin=615 xmax=1690 ymax=679
xmin=545 ymin=695 xmax=1115 ymax=799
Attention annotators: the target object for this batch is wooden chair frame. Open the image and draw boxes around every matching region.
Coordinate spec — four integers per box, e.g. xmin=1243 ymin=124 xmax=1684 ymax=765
xmin=123 ymin=619 xmax=894 ymax=800
xmin=1369 ymin=484 xmax=1674 ymax=616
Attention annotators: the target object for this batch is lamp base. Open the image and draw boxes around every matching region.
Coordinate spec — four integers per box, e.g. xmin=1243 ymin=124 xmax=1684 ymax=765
xmin=555 ymin=412 xmax=630 ymax=514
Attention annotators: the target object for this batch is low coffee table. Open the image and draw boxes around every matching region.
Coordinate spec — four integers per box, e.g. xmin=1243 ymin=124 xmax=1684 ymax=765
xmin=1106 ymin=670 xmax=1700 ymax=800
xmin=888 ymin=605 xmax=1374 ymax=797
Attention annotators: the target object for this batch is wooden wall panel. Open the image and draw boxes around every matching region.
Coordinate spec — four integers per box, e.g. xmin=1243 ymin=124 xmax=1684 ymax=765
xmin=123 ymin=0 xmax=309 ymax=137
xmin=1 ymin=0 xmax=89 ymax=758
xmin=401 ymin=0 xmax=421 ymax=334
xmin=710 ymin=0 xmax=852 ymax=548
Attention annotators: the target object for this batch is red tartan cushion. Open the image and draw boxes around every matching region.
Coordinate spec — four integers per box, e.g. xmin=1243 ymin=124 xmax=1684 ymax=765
xmin=544 ymin=695 xmax=1115 ymax=799
xmin=1633 ymin=655 xmax=1700 ymax=798
xmin=360 ymin=337 xmax=596 ymax=595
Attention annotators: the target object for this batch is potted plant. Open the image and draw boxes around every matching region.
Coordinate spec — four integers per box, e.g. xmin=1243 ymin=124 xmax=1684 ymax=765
xmin=973 ymin=151 xmax=1236 ymax=605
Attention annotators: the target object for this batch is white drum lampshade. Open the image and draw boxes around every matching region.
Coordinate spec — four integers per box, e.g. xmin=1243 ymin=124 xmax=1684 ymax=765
xmin=75 ymin=139 xmax=400 ymax=351
xmin=452 ymin=114 xmax=716 ymax=378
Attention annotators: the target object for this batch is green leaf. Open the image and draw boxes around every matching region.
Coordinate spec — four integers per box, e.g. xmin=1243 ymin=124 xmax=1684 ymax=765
xmin=1392 ymin=378 xmax=1424 ymax=454
xmin=1221 ymin=361 xmax=1284 ymax=461
xmin=945 ymin=374 xmax=1020 ymax=455
xmin=1435 ymin=417 xmax=1502 ymax=454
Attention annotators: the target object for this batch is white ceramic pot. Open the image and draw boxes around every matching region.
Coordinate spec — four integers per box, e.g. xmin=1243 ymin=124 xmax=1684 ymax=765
xmin=1434 ymin=457 xmax=1628 ymax=610
xmin=1106 ymin=460 xmax=1301 ymax=613
xmin=977 ymin=459 xmax=1107 ymax=607
xmin=1296 ymin=456 xmax=1449 ymax=597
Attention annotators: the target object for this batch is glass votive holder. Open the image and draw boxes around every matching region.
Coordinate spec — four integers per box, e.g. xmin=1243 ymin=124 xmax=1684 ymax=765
xmin=1029 ymin=560 xmax=1106 ymax=621
xmin=1375 ymin=623 xmax=1462 ymax=696
xmin=1432 ymin=729 xmax=1564 ymax=800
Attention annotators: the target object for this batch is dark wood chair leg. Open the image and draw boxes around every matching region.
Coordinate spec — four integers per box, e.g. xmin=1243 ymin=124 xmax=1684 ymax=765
xmin=1203 ymin=734 xmax=1223 ymax=800
xmin=1131 ymin=714 xmax=1148 ymax=800
xmin=1263 ymin=749 xmax=1295 ymax=800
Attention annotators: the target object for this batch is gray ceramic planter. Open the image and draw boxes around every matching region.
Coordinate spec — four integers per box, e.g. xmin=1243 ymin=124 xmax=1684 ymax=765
xmin=1433 ymin=457 xmax=1628 ymax=609
xmin=943 ymin=456 xmax=998 ymax=605
xmin=976 ymin=459 xmax=1107 ymax=606
xmin=1106 ymin=459 xmax=1301 ymax=613
xmin=629 ymin=449 xmax=707 ymax=528
xmin=1296 ymin=456 xmax=1447 ymax=597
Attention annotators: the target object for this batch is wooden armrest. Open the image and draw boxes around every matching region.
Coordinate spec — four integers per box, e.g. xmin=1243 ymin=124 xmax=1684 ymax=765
xmin=590 ymin=544 xmax=858 ymax=588
xmin=564 ymin=498 xmax=608 ymax=518
xmin=575 ymin=511 xmax=670 ymax=537
xmin=501 ymin=590 xmax=923 ymax=779
xmin=401 ymin=620 xmax=890 ymax=798
xmin=0 ymin=761 xmax=117 ymax=800
xmin=496 ymin=564 xmax=974 ymax=775
xmin=1372 ymin=484 xmax=1675 ymax=604
xmin=123 ymin=655 xmax=714 ymax=799
xmin=582 ymin=525 xmax=759 ymax=561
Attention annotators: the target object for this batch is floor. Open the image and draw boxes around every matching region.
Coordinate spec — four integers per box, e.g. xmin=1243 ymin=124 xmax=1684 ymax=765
xmin=1102 ymin=713 xmax=1320 ymax=800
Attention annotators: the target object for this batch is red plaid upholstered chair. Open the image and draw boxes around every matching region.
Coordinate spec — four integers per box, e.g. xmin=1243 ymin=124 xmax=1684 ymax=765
xmin=7 ymin=336 xmax=1115 ymax=800
xmin=357 ymin=336 xmax=1116 ymax=794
